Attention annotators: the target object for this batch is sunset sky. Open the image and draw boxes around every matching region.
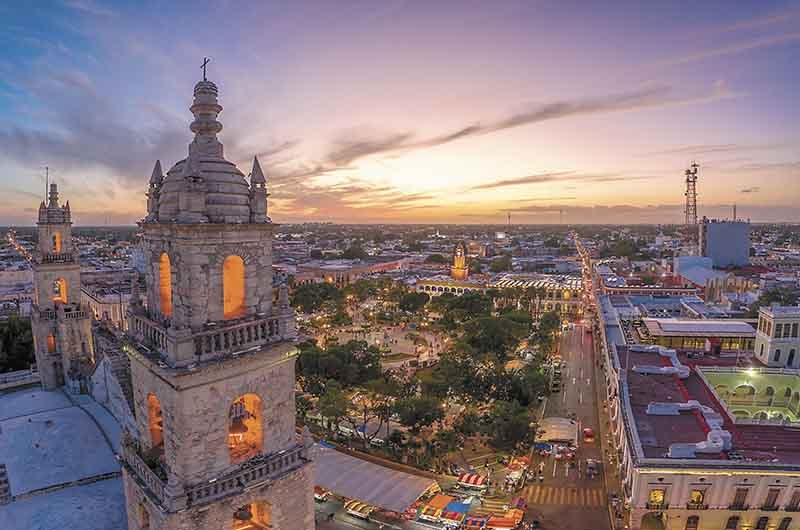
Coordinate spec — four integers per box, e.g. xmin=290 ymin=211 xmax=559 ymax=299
xmin=1 ymin=0 xmax=798 ymax=225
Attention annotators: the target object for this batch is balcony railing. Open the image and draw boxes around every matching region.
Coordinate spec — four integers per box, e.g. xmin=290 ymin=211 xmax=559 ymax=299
xmin=686 ymin=503 xmax=709 ymax=510
xmin=645 ymin=502 xmax=669 ymax=510
xmin=121 ymin=440 xmax=167 ymax=505
xmin=760 ymin=504 xmax=779 ymax=511
xmin=728 ymin=503 xmax=749 ymax=511
xmin=130 ymin=313 xmax=168 ymax=352
xmin=785 ymin=505 xmax=800 ymax=512
xmin=192 ymin=315 xmax=285 ymax=358
xmin=185 ymin=443 xmax=306 ymax=507
xmin=40 ymin=252 xmax=74 ymax=264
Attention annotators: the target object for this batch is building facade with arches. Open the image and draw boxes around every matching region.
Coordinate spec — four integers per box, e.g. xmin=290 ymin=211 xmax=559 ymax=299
xmin=120 ymin=75 xmax=314 ymax=530
xmin=30 ymin=183 xmax=95 ymax=390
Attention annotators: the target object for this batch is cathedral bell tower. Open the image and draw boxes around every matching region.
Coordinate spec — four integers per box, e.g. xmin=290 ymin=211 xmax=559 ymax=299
xmin=450 ymin=241 xmax=469 ymax=280
xmin=121 ymin=73 xmax=313 ymax=530
xmin=30 ymin=183 xmax=94 ymax=390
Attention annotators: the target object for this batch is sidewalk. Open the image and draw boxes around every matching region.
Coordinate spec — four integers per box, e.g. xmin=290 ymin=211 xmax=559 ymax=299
xmin=587 ymin=324 xmax=626 ymax=530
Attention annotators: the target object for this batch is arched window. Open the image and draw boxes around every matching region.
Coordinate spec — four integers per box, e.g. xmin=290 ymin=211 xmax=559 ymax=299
xmin=788 ymin=349 xmax=796 ymax=367
xmin=233 ymin=501 xmax=271 ymax=530
xmin=765 ymin=387 xmax=775 ymax=397
xmin=147 ymin=393 xmax=164 ymax=449
xmin=774 ymin=349 xmax=782 ymax=362
xmin=685 ymin=515 xmax=700 ymax=530
xmin=228 ymin=394 xmax=263 ymax=463
xmin=785 ymin=387 xmax=793 ymax=399
xmin=158 ymin=253 xmax=172 ymax=317
xmin=53 ymin=278 xmax=67 ymax=303
xmin=52 ymin=232 xmax=62 ymax=253
xmin=223 ymin=255 xmax=246 ymax=320
xmin=778 ymin=517 xmax=792 ymax=530
xmin=726 ymin=516 xmax=740 ymax=530
xmin=46 ymin=333 xmax=56 ymax=353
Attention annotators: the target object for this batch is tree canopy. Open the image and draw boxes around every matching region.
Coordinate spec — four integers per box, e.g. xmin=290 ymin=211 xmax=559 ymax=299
xmin=291 ymin=282 xmax=343 ymax=313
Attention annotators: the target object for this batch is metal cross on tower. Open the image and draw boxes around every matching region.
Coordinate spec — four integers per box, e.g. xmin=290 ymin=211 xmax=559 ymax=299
xmin=201 ymin=57 xmax=210 ymax=81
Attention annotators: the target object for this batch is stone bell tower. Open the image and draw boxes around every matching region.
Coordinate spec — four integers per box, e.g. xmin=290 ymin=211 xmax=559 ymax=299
xmin=121 ymin=73 xmax=313 ymax=530
xmin=30 ymin=183 xmax=94 ymax=390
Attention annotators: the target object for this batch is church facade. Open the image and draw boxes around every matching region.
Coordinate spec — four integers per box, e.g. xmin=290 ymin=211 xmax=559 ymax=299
xmin=120 ymin=76 xmax=314 ymax=530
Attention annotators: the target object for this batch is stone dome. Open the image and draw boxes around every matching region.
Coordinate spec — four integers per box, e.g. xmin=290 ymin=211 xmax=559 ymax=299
xmin=155 ymin=80 xmax=255 ymax=224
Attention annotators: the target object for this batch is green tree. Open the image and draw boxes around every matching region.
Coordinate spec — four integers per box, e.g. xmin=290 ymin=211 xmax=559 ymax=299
xmin=747 ymin=289 xmax=800 ymax=317
xmin=395 ymin=395 xmax=444 ymax=434
xmin=341 ymin=245 xmax=368 ymax=260
xmin=489 ymin=254 xmax=512 ymax=272
xmin=291 ymin=282 xmax=342 ymax=313
xmin=425 ymin=253 xmax=448 ymax=264
xmin=468 ymin=260 xmax=483 ymax=274
xmin=317 ymin=380 xmax=348 ymax=436
xmin=399 ymin=292 xmax=430 ymax=313
xmin=485 ymin=400 xmax=533 ymax=451
xmin=462 ymin=316 xmax=527 ymax=363
xmin=296 ymin=394 xmax=312 ymax=420
xmin=0 ymin=316 xmax=34 ymax=373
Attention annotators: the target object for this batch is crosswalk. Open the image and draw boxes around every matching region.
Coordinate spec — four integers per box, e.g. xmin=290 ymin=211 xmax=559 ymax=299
xmin=522 ymin=485 xmax=605 ymax=507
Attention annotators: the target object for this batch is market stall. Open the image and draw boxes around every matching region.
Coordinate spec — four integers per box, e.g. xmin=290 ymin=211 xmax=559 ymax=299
xmin=457 ymin=473 xmax=488 ymax=490
xmin=343 ymin=499 xmax=375 ymax=520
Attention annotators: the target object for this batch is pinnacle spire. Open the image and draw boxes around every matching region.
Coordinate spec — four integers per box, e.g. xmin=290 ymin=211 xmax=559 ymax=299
xmin=149 ymin=160 xmax=163 ymax=186
xmin=250 ymin=156 xmax=266 ymax=184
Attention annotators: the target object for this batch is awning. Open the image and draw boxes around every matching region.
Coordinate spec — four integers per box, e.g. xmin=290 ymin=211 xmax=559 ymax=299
xmin=427 ymin=494 xmax=454 ymax=510
xmin=444 ymin=500 xmax=470 ymax=514
xmin=344 ymin=499 xmax=375 ymax=517
xmin=458 ymin=473 xmax=488 ymax=488
xmin=314 ymin=444 xmax=439 ymax=512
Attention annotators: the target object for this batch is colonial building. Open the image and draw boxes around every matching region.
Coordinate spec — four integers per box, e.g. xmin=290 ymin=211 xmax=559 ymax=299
xmin=416 ymin=241 xmax=485 ymax=296
xmin=30 ymin=183 xmax=95 ymax=390
xmin=120 ymin=75 xmax=314 ymax=530
xmin=597 ymin=296 xmax=800 ymax=530
xmin=755 ymin=305 xmax=800 ymax=368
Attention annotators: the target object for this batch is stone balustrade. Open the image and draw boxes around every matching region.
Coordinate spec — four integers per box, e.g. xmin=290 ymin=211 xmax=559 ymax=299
xmin=185 ymin=443 xmax=306 ymax=507
xmin=130 ymin=313 xmax=168 ymax=351
xmin=193 ymin=315 xmax=284 ymax=358
xmin=121 ymin=440 xmax=167 ymax=505
xmin=122 ymin=440 xmax=306 ymax=512
xmin=40 ymin=252 xmax=74 ymax=264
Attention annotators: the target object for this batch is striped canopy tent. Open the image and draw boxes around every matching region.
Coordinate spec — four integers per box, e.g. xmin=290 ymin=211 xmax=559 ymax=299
xmin=344 ymin=499 xmax=375 ymax=518
xmin=464 ymin=515 xmax=489 ymax=529
xmin=457 ymin=473 xmax=488 ymax=488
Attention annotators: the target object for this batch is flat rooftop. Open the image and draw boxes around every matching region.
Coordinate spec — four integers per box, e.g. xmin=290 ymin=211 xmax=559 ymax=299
xmin=619 ymin=345 xmax=800 ymax=465
xmin=643 ymin=318 xmax=755 ymax=337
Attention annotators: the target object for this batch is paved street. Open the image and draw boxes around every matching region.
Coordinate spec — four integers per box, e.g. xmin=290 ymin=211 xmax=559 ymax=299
xmin=525 ymin=324 xmax=612 ymax=530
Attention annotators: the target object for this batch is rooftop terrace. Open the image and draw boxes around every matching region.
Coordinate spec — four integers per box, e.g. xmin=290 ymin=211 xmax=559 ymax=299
xmin=618 ymin=345 xmax=800 ymax=466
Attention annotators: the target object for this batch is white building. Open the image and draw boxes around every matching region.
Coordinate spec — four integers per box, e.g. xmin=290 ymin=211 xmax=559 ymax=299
xmin=755 ymin=305 xmax=800 ymax=368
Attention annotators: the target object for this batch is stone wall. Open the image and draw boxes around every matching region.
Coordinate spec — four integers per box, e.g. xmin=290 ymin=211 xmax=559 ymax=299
xmin=130 ymin=343 xmax=298 ymax=484
xmin=124 ymin=461 xmax=314 ymax=530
